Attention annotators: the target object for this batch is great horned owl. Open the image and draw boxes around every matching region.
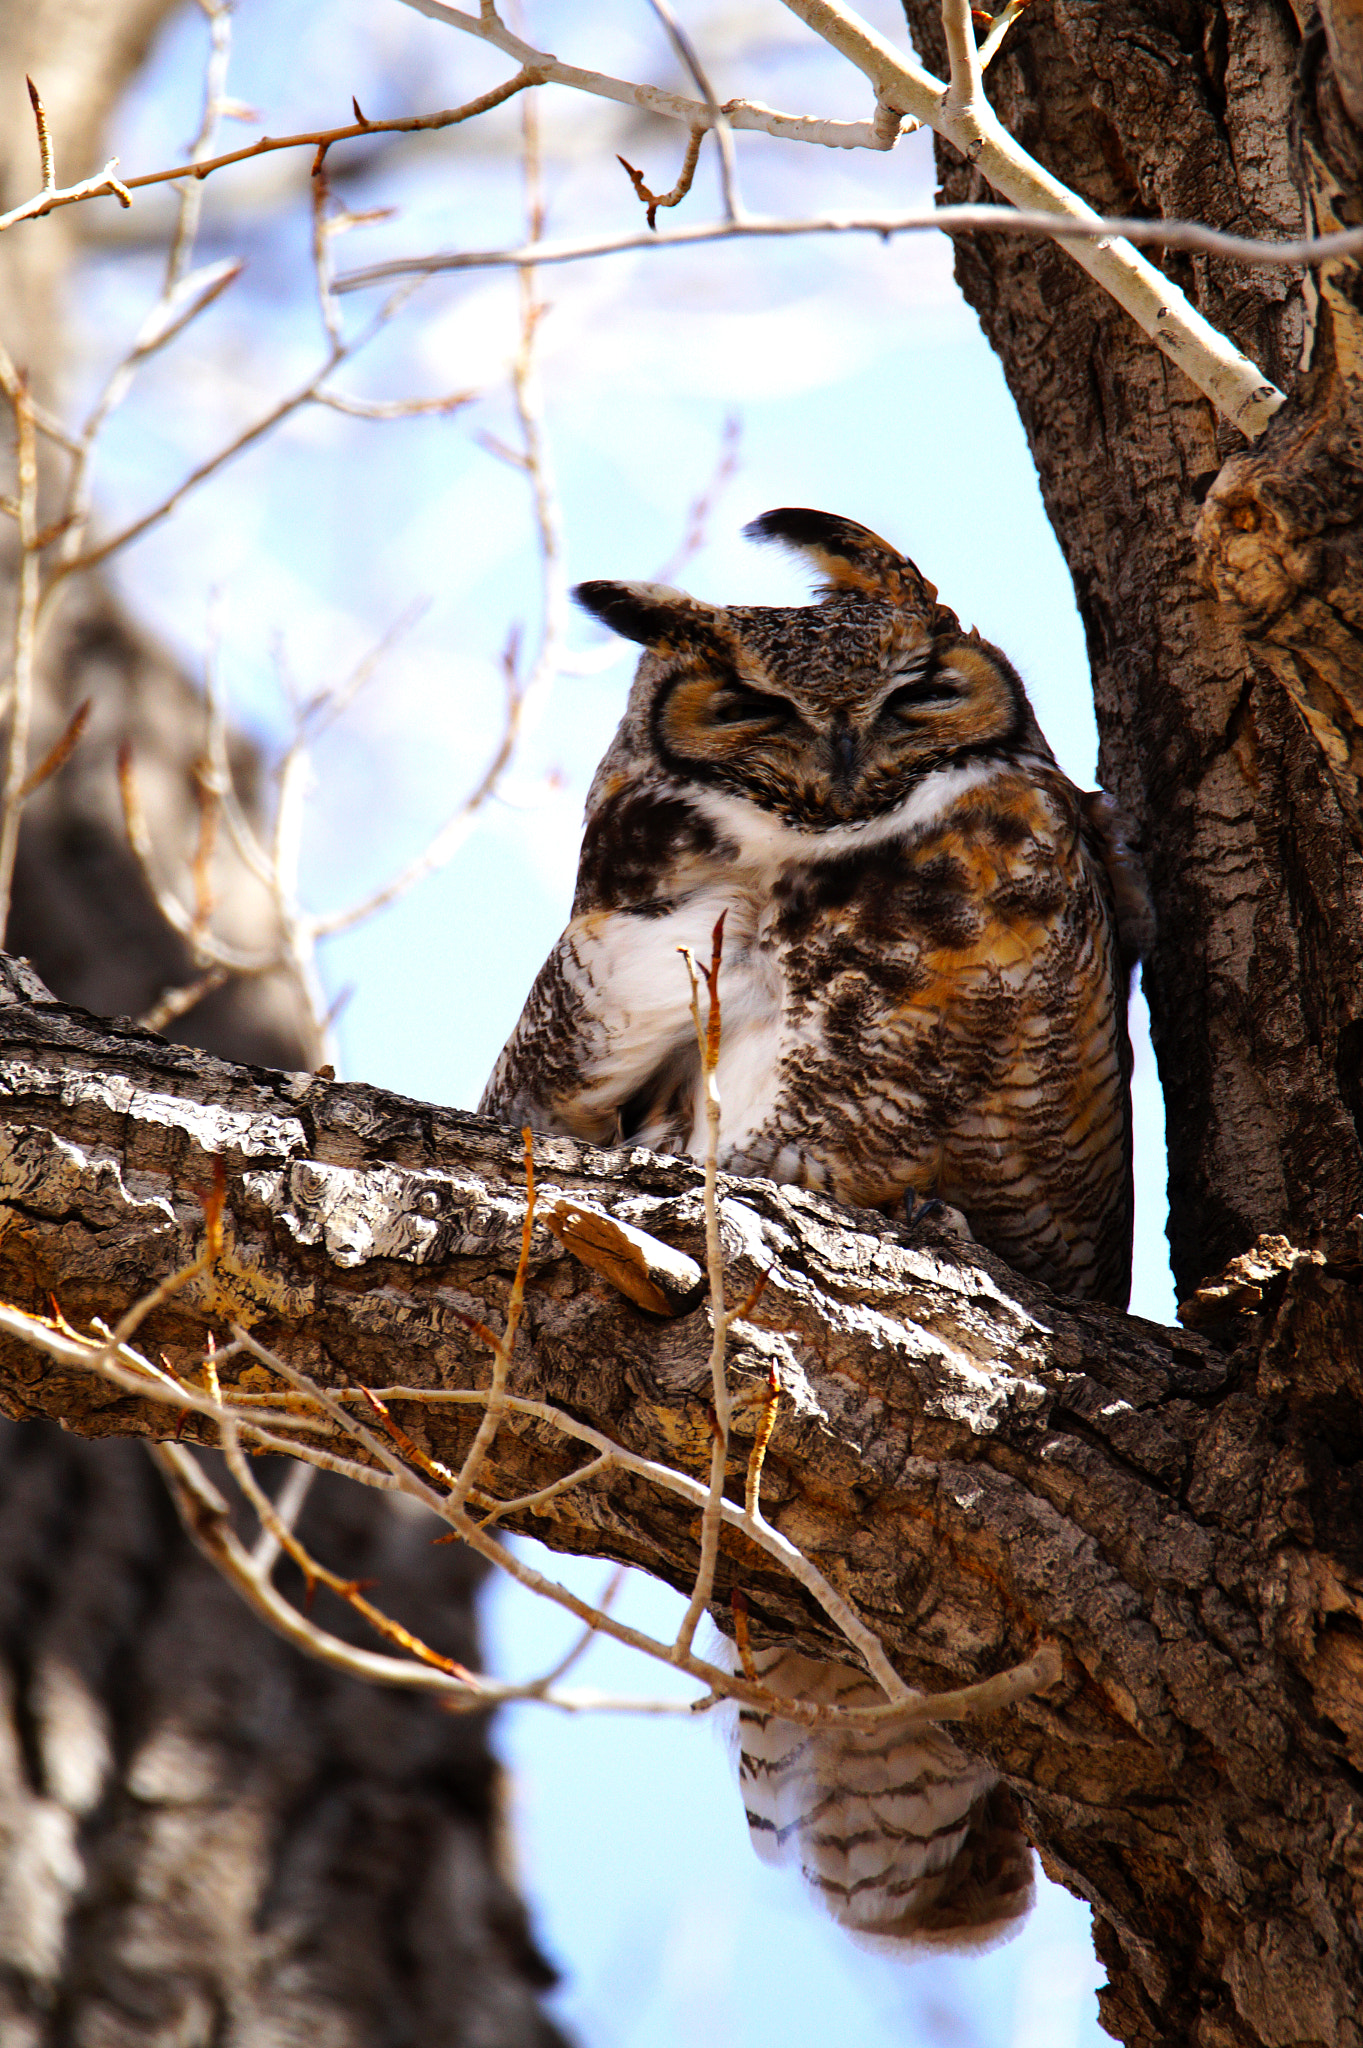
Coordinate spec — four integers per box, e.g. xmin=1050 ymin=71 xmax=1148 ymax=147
xmin=481 ymin=508 xmax=1149 ymax=1946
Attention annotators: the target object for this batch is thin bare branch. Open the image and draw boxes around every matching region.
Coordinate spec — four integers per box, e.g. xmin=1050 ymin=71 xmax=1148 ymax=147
xmin=16 ymin=695 xmax=89 ymax=800
xmin=313 ymin=387 xmax=474 ymax=419
xmin=977 ymin=0 xmax=1033 ymax=68
xmin=396 ymin=2 xmax=896 ymax=150
xmin=618 ymin=126 xmax=704 ymax=231
xmin=475 ymin=1453 xmax=614 ymax=1529
xmin=744 ymin=1367 xmax=781 ymax=1519
xmin=646 ymin=0 xmax=741 ymax=223
xmin=249 ymin=1456 xmax=316 ymax=1576
xmin=448 ymin=1128 xmax=536 ymax=1509
xmin=0 ymin=73 xmax=544 ymax=234
xmin=653 ymin=413 xmax=741 ymax=588
xmin=137 ymin=965 xmax=231 ymax=1036
xmin=0 ymin=161 xmax=132 ymax=232
xmin=333 ymin=200 xmax=1353 ymax=280
xmin=165 ymin=0 xmax=234 ymax=291
xmin=674 ymin=917 xmax=731 ymax=1662
xmin=116 ymin=744 xmax=277 ymax=973
xmin=0 ymin=363 xmax=39 ymax=938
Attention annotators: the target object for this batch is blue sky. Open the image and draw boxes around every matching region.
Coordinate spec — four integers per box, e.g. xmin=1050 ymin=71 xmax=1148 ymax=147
xmin=74 ymin=4 xmax=1181 ymax=2039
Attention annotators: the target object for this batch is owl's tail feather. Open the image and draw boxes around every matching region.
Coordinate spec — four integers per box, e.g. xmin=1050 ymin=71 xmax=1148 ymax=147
xmin=737 ymin=1649 xmax=1034 ymax=1950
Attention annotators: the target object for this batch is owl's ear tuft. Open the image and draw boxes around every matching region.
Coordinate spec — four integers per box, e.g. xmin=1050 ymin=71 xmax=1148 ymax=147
xmin=574 ymin=579 xmax=723 ymax=651
xmin=744 ymin=508 xmax=939 ymax=612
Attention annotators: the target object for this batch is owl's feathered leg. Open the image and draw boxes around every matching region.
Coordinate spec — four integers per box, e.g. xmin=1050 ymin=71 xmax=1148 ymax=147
xmin=735 ymin=1648 xmax=1034 ymax=1951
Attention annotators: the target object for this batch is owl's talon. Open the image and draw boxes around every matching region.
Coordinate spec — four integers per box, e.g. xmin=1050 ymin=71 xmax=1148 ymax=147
xmin=901 ymin=1192 xmax=976 ymax=1252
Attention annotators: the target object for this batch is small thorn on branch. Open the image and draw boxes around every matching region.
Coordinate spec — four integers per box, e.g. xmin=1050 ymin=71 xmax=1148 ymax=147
xmin=352 ymin=96 xmax=369 ymax=127
xmin=617 ymin=125 xmax=703 ymax=231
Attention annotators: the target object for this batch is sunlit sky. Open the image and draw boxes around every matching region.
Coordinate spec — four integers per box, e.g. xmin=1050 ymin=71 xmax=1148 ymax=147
xmin=71 ymin=3 xmax=1185 ymax=2040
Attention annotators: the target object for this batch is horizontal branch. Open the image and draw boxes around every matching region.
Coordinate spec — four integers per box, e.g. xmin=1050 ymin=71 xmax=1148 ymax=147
xmin=395 ymin=0 xmax=898 ymax=149
xmin=1 ymin=956 xmax=1360 ymax=2040
xmin=0 ymin=73 xmax=542 ymax=233
xmin=335 ymin=201 xmax=1353 ymax=295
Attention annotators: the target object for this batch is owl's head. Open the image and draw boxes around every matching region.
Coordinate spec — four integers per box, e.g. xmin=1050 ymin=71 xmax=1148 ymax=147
xmin=575 ymin=509 xmax=1053 ymax=830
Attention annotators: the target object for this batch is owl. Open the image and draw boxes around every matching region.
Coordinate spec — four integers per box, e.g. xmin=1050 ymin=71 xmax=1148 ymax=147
xmin=481 ymin=508 xmax=1149 ymax=1946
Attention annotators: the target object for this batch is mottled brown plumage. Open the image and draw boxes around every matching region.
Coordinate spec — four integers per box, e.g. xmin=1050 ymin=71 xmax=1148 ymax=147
xmin=481 ymin=509 xmax=1150 ymax=1947
xmin=483 ymin=508 xmax=1146 ymax=1305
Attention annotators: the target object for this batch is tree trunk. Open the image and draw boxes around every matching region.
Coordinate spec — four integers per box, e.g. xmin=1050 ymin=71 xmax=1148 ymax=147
xmin=883 ymin=2 xmax=1363 ymax=2036
xmin=898 ymin=0 xmax=1363 ymax=1294
xmin=0 ymin=965 xmax=1360 ymax=2048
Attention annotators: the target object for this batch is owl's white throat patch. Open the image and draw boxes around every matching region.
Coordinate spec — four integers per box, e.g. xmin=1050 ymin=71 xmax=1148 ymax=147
xmin=693 ymin=759 xmax=1000 ymax=873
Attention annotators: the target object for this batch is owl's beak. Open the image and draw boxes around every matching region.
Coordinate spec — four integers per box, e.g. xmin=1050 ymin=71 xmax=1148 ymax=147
xmin=829 ymin=723 xmax=859 ymax=795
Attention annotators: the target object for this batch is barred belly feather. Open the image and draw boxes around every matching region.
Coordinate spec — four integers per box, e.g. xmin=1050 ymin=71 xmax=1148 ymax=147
xmin=736 ymin=1650 xmax=1035 ymax=1947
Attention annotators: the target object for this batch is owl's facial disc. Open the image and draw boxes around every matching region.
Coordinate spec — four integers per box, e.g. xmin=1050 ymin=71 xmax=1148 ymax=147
xmin=650 ymin=632 xmax=1024 ymax=828
xmin=576 ymin=518 xmax=1034 ymax=832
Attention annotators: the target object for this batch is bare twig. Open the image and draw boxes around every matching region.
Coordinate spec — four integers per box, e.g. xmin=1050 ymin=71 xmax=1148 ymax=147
xmin=332 ymin=199 xmax=1348 ymax=275
xmin=16 ymin=695 xmax=89 ymax=800
xmin=397 ymin=2 xmax=896 ymax=150
xmin=137 ymin=965 xmax=231 ymax=1035
xmin=0 ymin=161 xmax=132 ymax=232
xmin=0 ymin=360 xmax=39 ymax=937
xmin=26 ymin=77 xmax=55 ymax=193
xmin=475 ymin=1453 xmax=615 ymax=1529
xmin=448 ymin=1128 xmax=537 ymax=1510
xmin=250 ymin=1456 xmax=315 ymax=1575
xmin=116 ymin=744 xmax=276 ymax=973
xmin=646 ymin=0 xmax=741 ymax=224
xmin=744 ymin=1366 xmax=781 ymax=1519
xmin=977 ymin=0 xmax=1032 ymax=68
xmin=674 ymin=916 xmax=731 ymax=1662
xmin=0 ymin=72 xmax=544 ymax=234
xmin=166 ymin=0 xmax=235 ymax=291
xmin=653 ymin=414 xmax=741 ymax=586
xmin=618 ymin=127 xmax=704 ymax=231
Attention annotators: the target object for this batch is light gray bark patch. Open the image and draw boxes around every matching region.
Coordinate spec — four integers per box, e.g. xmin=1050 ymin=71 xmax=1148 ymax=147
xmin=0 ymin=1060 xmax=307 ymax=1161
xmin=251 ymin=1160 xmax=531 ymax=1269
xmin=0 ymin=1122 xmax=176 ymax=1233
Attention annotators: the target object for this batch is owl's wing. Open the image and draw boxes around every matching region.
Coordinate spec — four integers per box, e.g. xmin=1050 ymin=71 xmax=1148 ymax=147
xmin=1081 ymin=788 xmax=1154 ymax=971
xmin=736 ymin=1648 xmax=1034 ymax=1949
xmin=479 ymin=892 xmax=734 ymax=1144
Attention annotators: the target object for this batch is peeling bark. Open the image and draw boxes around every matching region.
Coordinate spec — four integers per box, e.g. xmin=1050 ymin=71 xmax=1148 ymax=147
xmin=2 ymin=963 xmax=1361 ymax=2048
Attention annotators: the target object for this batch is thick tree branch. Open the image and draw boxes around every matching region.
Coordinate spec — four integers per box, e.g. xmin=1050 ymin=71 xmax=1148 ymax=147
xmin=1 ymin=957 xmax=1361 ymax=2044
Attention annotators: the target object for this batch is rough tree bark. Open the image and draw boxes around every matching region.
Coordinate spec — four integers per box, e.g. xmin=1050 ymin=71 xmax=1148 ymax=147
xmin=0 ymin=6 xmax=565 ymax=2041
xmin=0 ymin=968 xmax=1360 ymax=2048
xmin=898 ymin=0 xmax=1363 ymax=1292
xmin=882 ymin=0 xmax=1363 ymax=2038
